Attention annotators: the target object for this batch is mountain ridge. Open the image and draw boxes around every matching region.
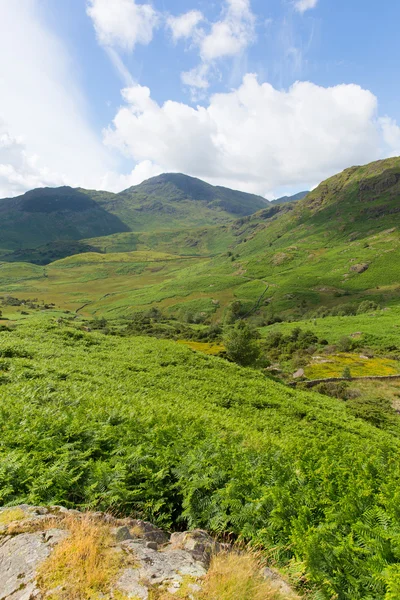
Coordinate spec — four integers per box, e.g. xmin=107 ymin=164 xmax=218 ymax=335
xmin=0 ymin=173 xmax=268 ymax=254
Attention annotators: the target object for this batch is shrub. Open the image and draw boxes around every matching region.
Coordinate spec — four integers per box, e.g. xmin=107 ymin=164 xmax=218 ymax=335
xmin=346 ymin=397 xmax=395 ymax=429
xmin=223 ymin=321 xmax=261 ymax=367
xmin=337 ymin=336 xmax=354 ymax=352
xmin=357 ymin=300 xmax=380 ymax=314
xmin=342 ymin=366 xmax=352 ymax=380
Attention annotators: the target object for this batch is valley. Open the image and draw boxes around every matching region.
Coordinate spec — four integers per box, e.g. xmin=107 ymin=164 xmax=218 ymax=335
xmin=2 ymin=158 xmax=400 ymax=599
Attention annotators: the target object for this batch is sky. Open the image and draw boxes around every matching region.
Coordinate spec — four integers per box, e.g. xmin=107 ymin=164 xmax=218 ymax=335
xmin=1 ymin=0 xmax=400 ymax=199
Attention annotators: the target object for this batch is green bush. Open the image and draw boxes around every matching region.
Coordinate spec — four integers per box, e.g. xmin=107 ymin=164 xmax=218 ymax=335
xmin=223 ymin=321 xmax=261 ymax=366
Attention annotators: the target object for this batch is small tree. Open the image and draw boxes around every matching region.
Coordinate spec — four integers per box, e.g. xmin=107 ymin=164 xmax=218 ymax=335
xmin=223 ymin=321 xmax=261 ymax=367
xmin=342 ymin=366 xmax=352 ymax=380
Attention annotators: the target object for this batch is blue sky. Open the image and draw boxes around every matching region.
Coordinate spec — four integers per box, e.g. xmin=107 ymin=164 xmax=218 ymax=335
xmin=0 ymin=0 xmax=399 ymax=198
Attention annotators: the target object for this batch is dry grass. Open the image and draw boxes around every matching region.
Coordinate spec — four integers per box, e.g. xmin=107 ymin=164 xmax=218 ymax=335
xmin=151 ymin=552 xmax=299 ymax=600
xmin=199 ymin=553 xmax=297 ymax=600
xmin=37 ymin=515 xmax=126 ymax=600
xmin=0 ymin=507 xmax=27 ymax=525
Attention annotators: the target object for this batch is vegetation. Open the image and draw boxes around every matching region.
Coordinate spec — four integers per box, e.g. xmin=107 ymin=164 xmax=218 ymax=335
xmin=0 ymin=173 xmax=267 ymax=256
xmin=3 ymin=158 xmax=400 ymax=597
xmin=198 ymin=553 xmax=298 ymax=600
xmin=37 ymin=515 xmax=127 ymax=599
xmin=1 ymin=319 xmax=400 ymax=598
xmin=223 ymin=321 xmax=261 ymax=366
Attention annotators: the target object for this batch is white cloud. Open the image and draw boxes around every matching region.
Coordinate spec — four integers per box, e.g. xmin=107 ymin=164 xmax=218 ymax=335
xmin=181 ymin=65 xmax=210 ymax=91
xmin=294 ymin=0 xmax=319 ymax=14
xmin=100 ymin=159 xmax=163 ymax=192
xmin=167 ymin=10 xmax=203 ymax=43
xmin=200 ymin=0 xmax=256 ymax=61
xmin=86 ymin=0 xmax=158 ymax=51
xmin=379 ymin=116 xmax=400 ymax=155
xmin=0 ymin=121 xmax=65 ymax=197
xmin=104 ymin=75 xmax=383 ymax=196
xmin=172 ymin=0 xmax=256 ymax=94
xmin=0 ymin=0 xmax=112 ymax=197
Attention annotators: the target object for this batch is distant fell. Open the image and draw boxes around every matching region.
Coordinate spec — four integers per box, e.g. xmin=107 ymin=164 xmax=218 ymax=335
xmin=271 ymin=191 xmax=309 ymax=205
xmin=99 ymin=173 xmax=268 ymax=230
xmin=0 ymin=187 xmax=129 ymax=253
xmin=0 ymin=174 xmax=267 ymax=254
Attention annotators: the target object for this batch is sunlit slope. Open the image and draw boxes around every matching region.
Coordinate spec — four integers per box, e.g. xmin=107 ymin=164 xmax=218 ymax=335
xmin=1 ymin=318 xmax=400 ymax=598
xmin=2 ymin=158 xmax=400 ymax=317
xmin=0 ymin=173 xmax=268 ymax=257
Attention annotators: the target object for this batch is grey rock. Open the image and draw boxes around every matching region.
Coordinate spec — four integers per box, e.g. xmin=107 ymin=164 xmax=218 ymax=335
xmin=0 ymin=530 xmax=67 ymax=600
xmin=126 ymin=519 xmax=169 ymax=544
xmin=112 ymin=526 xmax=132 ymax=543
xmin=116 ymin=539 xmax=206 ymax=595
xmin=263 ymin=567 xmax=297 ymax=597
xmin=293 ymin=368 xmax=305 ymax=379
xmin=169 ymin=529 xmax=220 ymax=564
xmin=146 ymin=542 xmax=158 ymax=550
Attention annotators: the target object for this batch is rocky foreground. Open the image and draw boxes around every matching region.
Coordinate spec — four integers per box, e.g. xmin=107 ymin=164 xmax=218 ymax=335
xmin=0 ymin=505 xmax=297 ymax=599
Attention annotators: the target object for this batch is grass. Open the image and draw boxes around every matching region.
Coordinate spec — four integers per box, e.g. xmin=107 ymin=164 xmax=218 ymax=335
xmin=0 ymin=507 xmax=26 ymax=525
xmin=199 ymin=553 xmax=298 ymax=600
xmin=262 ymin=307 xmax=400 ymax=353
xmin=2 ymin=318 xmax=400 ymax=597
xmin=305 ymin=353 xmax=400 ymax=379
xmin=177 ymin=340 xmax=225 ymax=356
xmin=37 ymin=515 xmax=126 ymax=600
xmin=151 ymin=553 xmax=298 ymax=600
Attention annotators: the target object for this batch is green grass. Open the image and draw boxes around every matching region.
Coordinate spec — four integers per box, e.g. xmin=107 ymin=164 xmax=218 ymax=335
xmin=1 ymin=317 xmax=400 ymax=598
xmin=262 ymin=307 xmax=400 ymax=352
xmin=4 ymin=160 xmax=400 ymax=320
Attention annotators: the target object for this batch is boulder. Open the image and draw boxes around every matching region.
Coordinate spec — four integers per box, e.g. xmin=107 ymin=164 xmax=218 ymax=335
xmin=350 ymin=263 xmax=369 ymax=274
xmin=293 ymin=368 xmax=305 ymax=379
xmin=0 ymin=530 xmax=68 ymax=599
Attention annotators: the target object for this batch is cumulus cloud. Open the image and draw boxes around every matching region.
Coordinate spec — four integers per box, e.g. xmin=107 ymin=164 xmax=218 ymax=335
xmin=0 ymin=122 xmax=66 ymax=197
xmin=167 ymin=10 xmax=203 ymax=43
xmin=173 ymin=0 xmax=256 ymax=93
xmin=86 ymin=0 xmax=158 ymax=51
xmin=104 ymin=75 xmax=383 ymax=196
xmin=100 ymin=159 xmax=163 ymax=192
xmin=200 ymin=0 xmax=256 ymax=61
xmin=379 ymin=116 xmax=400 ymax=155
xmin=181 ymin=65 xmax=211 ymax=92
xmin=294 ymin=0 xmax=319 ymax=14
xmin=0 ymin=0 xmax=112 ymax=197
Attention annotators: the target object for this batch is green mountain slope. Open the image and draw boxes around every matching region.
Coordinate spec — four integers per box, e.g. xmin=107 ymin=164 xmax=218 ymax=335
xmin=0 ymin=187 xmax=129 ymax=253
xmin=0 ymin=174 xmax=267 ymax=257
xmin=94 ymin=172 xmax=268 ymax=231
xmin=271 ymin=190 xmax=309 ymax=204
xmin=2 ymin=157 xmax=400 ymax=320
xmin=2 ymin=318 xmax=400 ymax=599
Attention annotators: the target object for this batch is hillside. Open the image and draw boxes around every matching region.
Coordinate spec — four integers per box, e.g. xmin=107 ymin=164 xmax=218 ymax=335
xmin=0 ymin=174 xmax=267 ymax=256
xmin=0 ymin=187 xmax=129 ymax=253
xmin=103 ymin=173 xmax=269 ymax=229
xmin=2 ymin=157 xmax=400 ymax=321
xmin=1 ymin=318 xmax=400 ymax=598
xmin=271 ymin=191 xmax=309 ymax=205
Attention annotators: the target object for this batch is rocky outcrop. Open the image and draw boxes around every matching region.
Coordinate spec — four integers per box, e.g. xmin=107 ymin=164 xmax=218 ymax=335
xmin=0 ymin=505 xmax=296 ymax=599
xmin=350 ymin=263 xmax=369 ymax=274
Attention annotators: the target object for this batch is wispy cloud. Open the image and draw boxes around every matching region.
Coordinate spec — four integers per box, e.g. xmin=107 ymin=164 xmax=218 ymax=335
xmin=294 ymin=0 xmax=319 ymax=14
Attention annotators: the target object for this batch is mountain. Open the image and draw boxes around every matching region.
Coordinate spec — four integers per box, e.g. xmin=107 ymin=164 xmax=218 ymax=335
xmin=271 ymin=191 xmax=309 ymax=204
xmin=0 ymin=187 xmax=128 ymax=253
xmin=6 ymin=156 xmax=398 ymax=319
xmin=0 ymin=174 xmax=267 ymax=255
xmin=3 ymin=157 xmax=400 ymax=320
xmin=95 ymin=173 xmax=268 ymax=230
